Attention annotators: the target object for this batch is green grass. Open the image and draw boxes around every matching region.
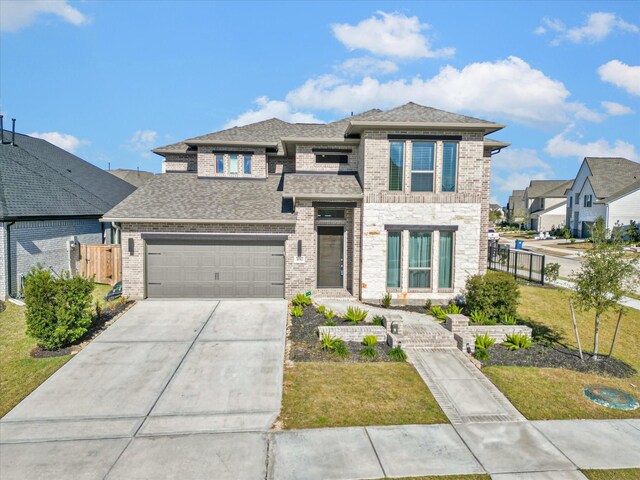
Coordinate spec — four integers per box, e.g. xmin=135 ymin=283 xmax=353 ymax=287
xmin=375 ymin=476 xmax=489 ymax=480
xmin=483 ymin=285 xmax=640 ymax=420
xmin=582 ymin=469 xmax=640 ymax=480
xmin=280 ymin=362 xmax=448 ymax=429
xmin=92 ymin=283 xmax=112 ymax=304
xmin=0 ymin=302 xmax=71 ymax=417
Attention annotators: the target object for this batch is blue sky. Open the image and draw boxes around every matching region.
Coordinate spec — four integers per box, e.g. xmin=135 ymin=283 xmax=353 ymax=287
xmin=1 ymin=1 xmax=639 ymax=204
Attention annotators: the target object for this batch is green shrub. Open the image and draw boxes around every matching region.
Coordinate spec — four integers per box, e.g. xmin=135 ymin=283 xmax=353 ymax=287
xmin=388 ymin=346 xmax=407 ymax=362
xmin=503 ymin=333 xmax=532 ymax=350
xmin=445 ymin=304 xmax=463 ymax=314
xmin=424 ymin=299 xmax=433 ymax=312
xmin=570 ymin=237 xmax=576 ymax=244
xmin=24 ymin=267 xmax=94 ymax=350
xmin=463 ymin=271 xmax=519 ymax=320
xmin=360 ymin=345 xmax=378 ymax=359
xmin=323 ymin=319 xmax=336 ymax=326
xmin=372 ymin=315 xmax=384 ymax=326
xmin=345 ymin=306 xmax=368 ymax=324
xmin=429 ymin=305 xmax=447 ymax=322
xmin=474 ymin=348 xmax=490 ymax=361
xmin=290 ymin=305 xmax=304 ymax=317
xmin=475 ymin=333 xmax=496 ymax=350
xmin=501 ymin=314 xmax=517 ymax=325
xmin=362 ymin=335 xmax=378 ymax=347
xmin=316 ymin=305 xmax=326 ymax=314
xmin=94 ymin=300 xmax=104 ymax=323
xmin=381 ymin=292 xmax=392 ymax=308
xmin=292 ymin=293 xmax=311 ymax=307
xmin=469 ymin=310 xmax=489 ymax=324
xmin=543 ymin=263 xmax=560 ymax=283
xmin=324 ymin=309 xmax=335 ymax=320
xmin=321 ymin=332 xmax=338 ymax=351
xmin=333 ymin=340 xmax=350 ymax=358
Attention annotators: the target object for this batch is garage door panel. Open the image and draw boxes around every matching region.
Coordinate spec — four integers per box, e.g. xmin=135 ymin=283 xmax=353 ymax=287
xmin=145 ymin=241 xmax=285 ymax=298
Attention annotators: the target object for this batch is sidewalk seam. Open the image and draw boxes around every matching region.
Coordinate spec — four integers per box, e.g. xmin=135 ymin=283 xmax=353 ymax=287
xmin=364 ymin=426 xmax=387 ymax=478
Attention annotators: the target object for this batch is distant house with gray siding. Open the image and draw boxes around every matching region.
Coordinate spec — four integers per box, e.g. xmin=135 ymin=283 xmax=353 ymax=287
xmin=0 ymin=128 xmax=135 ymax=298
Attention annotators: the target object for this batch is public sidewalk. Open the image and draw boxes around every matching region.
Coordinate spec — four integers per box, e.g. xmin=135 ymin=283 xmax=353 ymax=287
xmin=552 ymin=278 xmax=640 ymax=311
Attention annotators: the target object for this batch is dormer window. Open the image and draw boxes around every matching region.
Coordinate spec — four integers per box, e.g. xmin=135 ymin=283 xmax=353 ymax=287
xmin=216 ymin=155 xmax=224 ymax=173
xmin=229 ymin=155 xmax=239 ymax=174
xmin=244 ymin=155 xmax=252 ymax=174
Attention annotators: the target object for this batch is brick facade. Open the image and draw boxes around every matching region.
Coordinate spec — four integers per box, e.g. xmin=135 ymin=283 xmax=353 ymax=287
xmin=294 ymin=144 xmax=359 ymax=172
xmin=197 ymin=146 xmax=267 ymax=178
xmin=162 ymin=154 xmax=197 ymax=173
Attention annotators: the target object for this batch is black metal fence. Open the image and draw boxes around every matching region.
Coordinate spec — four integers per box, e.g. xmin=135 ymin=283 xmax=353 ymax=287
xmin=488 ymin=242 xmax=546 ymax=285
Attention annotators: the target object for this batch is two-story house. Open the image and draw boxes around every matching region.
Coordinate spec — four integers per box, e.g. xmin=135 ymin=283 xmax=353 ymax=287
xmin=566 ymin=157 xmax=640 ymax=238
xmin=524 ymin=180 xmax=571 ymax=232
xmin=506 ymin=189 xmax=526 ymax=225
xmin=102 ymin=103 xmax=507 ymax=302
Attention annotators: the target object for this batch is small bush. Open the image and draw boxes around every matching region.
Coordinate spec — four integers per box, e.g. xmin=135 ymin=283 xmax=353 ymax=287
xmin=463 ymin=271 xmax=519 ymax=320
xmin=323 ymin=319 xmax=336 ymax=326
xmin=290 ymin=305 xmax=304 ymax=318
xmin=292 ymin=293 xmax=311 ymax=307
xmin=360 ymin=345 xmax=378 ymax=359
xmin=321 ymin=332 xmax=338 ymax=351
xmin=316 ymin=305 xmax=326 ymax=314
xmin=424 ymin=299 xmax=433 ymax=312
xmin=24 ymin=267 xmax=94 ymax=350
xmin=94 ymin=300 xmax=104 ymax=323
xmin=381 ymin=292 xmax=392 ymax=308
xmin=445 ymin=304 xmax=463 ymax=314
xmin=503 ymin=333 xmax=532 ymax=350
xmin=324 ymin=309 xmax=335 ymax=320
xmin=333 ymin=340 xmax=350 ymax=358
xmin=543 ymin=263 xmax=560 ymax=283
xmin=474 ymin=348 xmax=490 ymax=361
xmin=469 ymin=310 xmax=489 ymax=324
xmin=362 ymin=335 xmax=378 ymax=347
xmin=475 ymin=333 xmax=496 ymax=350
xmin=429 ymin=305 xmax=447 ymax=322
xmin=388 ymin=346 xmax=407 ymax=362
xmin=345 ymin=306 xmax=368 ymax=324
xmin=372 ymin=315 xmax=384 ymax=326
xmin=501 ymin=314 xmax=517 ymax=325
xmin=570 ymin=237 xmax=576 ymax=244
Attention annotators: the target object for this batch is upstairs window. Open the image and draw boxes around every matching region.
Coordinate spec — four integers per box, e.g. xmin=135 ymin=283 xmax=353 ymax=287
xmin=229 ymin=155 xmax=238 ymax=174
xmin=389 ymin=142 xmax=404 ymax=191
xmin=575 ymin=193 xmax=580 ymax=204
xmin=584 ymin=194 xmax=592 ymax=207
xmin=411 ymin=142 xmax=435 ymax=192
xmin=540 ymin=198 xmax=546 ymax=209
xmin=569 ymin=197 xmax=573 ymax=208
xmin=215 ymin=155 xmax=224 ymax=173
xmin=243 ymin=155 xmax=252 ymax=174
xmin=442 ymin=142 xmax=458 ymax=192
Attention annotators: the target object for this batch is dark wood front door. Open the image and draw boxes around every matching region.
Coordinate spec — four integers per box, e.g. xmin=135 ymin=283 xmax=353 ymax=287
xmin=317 ymin=226 xmax=344 ymax=288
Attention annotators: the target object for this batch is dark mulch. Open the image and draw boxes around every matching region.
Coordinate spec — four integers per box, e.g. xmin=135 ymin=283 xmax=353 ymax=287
xmin=289 ymin=305 xmax=393 ymax=362
xmin=481 ymin=343 xmax=637 ymax=378
xmin=363 ymin=302 xmax=426 ymax=314
xmin=30 ymin=301 xmax=134 ymax=358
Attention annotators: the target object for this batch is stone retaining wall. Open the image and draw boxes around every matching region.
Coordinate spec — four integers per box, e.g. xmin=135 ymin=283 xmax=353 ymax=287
xmin=317 ymin=325 xmax=387 ymax=343
xmin=444 ymin=313 xmax=532 ymax=353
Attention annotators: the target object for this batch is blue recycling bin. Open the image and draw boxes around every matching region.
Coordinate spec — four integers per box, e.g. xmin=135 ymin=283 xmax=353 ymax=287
xmin=515 ymin=239 xmax=524 ymax=250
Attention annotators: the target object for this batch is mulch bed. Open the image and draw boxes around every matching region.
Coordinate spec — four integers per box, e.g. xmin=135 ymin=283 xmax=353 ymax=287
xmin=289 ymin=305 xmax=393 ymax=362
xmin=30 ymin=301 xmax=134 ymax=358
xmin=480 ymin=342 xmax=637 ymax=378
xmin=363 ymin=302 xmax=426 ymax=314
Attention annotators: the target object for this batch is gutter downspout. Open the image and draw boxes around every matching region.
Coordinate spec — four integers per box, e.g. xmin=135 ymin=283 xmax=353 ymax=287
xmin=6 ymin=221 xmax=15 ymax=298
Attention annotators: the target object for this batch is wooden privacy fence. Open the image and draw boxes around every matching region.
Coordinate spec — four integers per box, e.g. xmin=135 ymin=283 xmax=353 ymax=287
xmin=78 ymin=244 xmax=122 ymax=285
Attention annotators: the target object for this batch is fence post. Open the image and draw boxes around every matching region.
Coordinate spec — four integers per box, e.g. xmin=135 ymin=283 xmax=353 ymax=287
xmin=541 ymin=253 xmax=545 ymax=286
xmin=513 ymin=250 xmax=518 ymax=280
xmin=529 ymin=254 xmax=533 ymax=282
xmin=506 ymin=247 xmax=510 ymax=274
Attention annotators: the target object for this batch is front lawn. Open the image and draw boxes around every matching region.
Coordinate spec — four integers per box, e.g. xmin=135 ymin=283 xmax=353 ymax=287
xmin=279 ymin=362 xmax=448 ymax=429
xmin=582 ymin=469 xmax=640 ymax=480
xmin=483 ymin=285 xmax=640 ymax=420
xmin=0 ymin=302 xmax=71 ymax=417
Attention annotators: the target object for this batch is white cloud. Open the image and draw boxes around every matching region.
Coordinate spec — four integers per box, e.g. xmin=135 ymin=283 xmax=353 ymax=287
xmin=491 ymin=148 xmax=552 ymax=172
xmin=29 ymin=131 xmax=88 ymax=153
xmin=536 ymin=12 xmax=638 ymax=45
xmin=286 ymin=56 xmax=600 ymax=126
xmin=126 ymin=130 xmax=158 ymax=157
xmin=545 ymin=130 xmax=638 ymax=161
xmin=1 ymin=0 xmax=89 ymax=32
xmin=337 ymin=57 xmax=398 ymax=77
xmin=331 ymin=11 xmax=454 ymax=59
xmin=492 ymin=171 xmax=550 ymax=193
xmin=598 ymin=60 xmax=640 ymax=96
xmin=601 ymin=101 xmax=634 ymax=116
xmin=223 ymin=97 xmax=324 ymax=129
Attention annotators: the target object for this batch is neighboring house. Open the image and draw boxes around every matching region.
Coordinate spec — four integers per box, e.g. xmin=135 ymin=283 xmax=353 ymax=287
xmin=565 ymin=157 xmax=640 ymax=238
xmin=489 ymin=203 xmax=505 ymax=223
xmin=108 ymin=169 xmax=155 ymax=187
xmin=506 ymin=189 xmax=526 ymax=224
xmin=0 ymin=127 xmax=136 ymax=299
xmin=103 ymin=102 xmax=507 ymax=302
xmin=524 ymin=180 xmax=571 ymax=232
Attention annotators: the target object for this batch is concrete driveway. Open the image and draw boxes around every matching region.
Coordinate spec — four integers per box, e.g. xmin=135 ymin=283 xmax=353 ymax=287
xmin=0 ymin=299 xmax=287 ymax=479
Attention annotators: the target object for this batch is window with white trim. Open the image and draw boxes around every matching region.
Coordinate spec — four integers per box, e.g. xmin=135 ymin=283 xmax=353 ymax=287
xmin=411 ymin=142 xmax=435 ymax=192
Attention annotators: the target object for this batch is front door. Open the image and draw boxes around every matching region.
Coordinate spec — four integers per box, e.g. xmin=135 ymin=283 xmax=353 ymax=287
xmin=317 ymin=226 xmax=344 ymax=288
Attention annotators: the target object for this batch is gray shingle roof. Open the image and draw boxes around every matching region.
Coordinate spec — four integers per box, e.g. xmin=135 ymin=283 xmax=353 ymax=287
xmin=526 ymin=180 xmax=572 ymax=198
xmin=584 ymin=157 xmax=640 ymax=199
xmin=102 ymin=173 xmax=295 ymax=223
xmin=0 ymin=131 xmax=135 ymax=220
xmin=352 ymin=102 xmax=492 ymax=124
xmin=282 ymin=173 xmax=363 ymax=198
xmin=108 ymin=169 xmax=155 ymax=188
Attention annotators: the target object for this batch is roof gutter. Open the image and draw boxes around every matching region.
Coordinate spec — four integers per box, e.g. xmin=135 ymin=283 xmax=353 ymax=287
xmin=346 ymin=120 xmax=506 ymax=136
xmin=184 ymin=140 xmax=278 ymax=148
xmin=282 ymin=193 xmax=364 ymax=200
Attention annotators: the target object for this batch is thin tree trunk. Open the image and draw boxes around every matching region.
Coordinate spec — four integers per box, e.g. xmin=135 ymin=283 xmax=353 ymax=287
xmin=608 ymin=309 xmax=624 ymax=357
xmin=569 ymin=300 xmax=583 ymax=361
xmin=593 ymin=312 xmax=600 ymax=360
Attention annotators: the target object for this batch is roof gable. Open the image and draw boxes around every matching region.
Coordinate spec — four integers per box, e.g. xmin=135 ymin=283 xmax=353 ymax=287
xmin=582 ymin=157 xmax=640 ymax=199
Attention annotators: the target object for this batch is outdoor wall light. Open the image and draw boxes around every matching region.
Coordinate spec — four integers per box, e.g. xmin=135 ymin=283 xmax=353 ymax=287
xmin=391 ymin=321 xmax=399 ymax=334
xmin=466 ymin=343 xmax=471 ymax=354
xmin=297 ymin=239 xmax=302 ymax=257
xmin=128 ymin=238 xmax=134 ymax=256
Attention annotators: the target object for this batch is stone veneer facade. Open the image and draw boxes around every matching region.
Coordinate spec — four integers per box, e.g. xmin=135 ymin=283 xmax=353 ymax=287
xmin=121 ymin=123 xmax=493 ymax=300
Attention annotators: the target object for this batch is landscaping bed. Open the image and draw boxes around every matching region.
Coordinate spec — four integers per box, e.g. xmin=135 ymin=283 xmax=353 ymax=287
xmin=289 ymin=303 xmax=393 ymax=362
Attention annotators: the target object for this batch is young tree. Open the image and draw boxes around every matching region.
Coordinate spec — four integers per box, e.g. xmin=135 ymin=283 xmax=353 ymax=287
xmin=572 ymin=217 xmax=639 ymax=360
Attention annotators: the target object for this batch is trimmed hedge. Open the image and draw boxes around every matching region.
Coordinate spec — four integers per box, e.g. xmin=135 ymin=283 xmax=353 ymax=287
xmin=463 ymin=271 xmax=519 ymax=321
